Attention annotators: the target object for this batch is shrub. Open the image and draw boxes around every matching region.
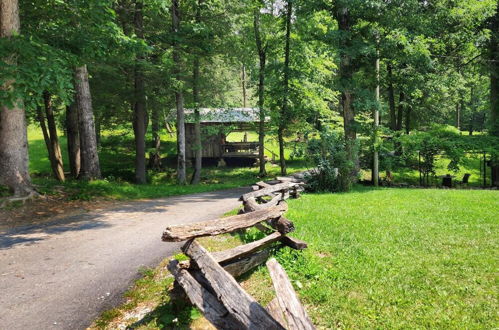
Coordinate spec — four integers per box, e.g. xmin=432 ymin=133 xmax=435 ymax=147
xmin=305 ymin=129 xmax=356 ymax=192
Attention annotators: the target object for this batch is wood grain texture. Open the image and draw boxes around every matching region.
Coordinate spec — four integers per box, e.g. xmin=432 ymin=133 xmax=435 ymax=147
xmin=243 ymin=194 xmax=282 ymax=213
xmin=183 ymin=240 xmax=285 ymax=329
xmin=162 ymin=203 xmax=287 ymax=242
xmin=211 ymin=232 xmax=282 ymax=263
xmin=222 ymin=249 xmax=272 ymax=278
xmin=266 ymin=298 xmax=287 ymax=328
xmin=266 ymin=258 xmax=315 ymax=330
xmin=281 ymin=236 xmax=308 ymax=250
xmin=168 ymin=260 xmax=244 ymax=329
xmin=270 ymin=216 xmax=295 ymax=234
xmin=240 ymin=182 xmax=298 ymax=202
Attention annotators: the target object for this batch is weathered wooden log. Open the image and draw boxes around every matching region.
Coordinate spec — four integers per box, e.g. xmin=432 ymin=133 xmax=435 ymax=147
xmin=222 ymin=248 xmax=272 ymax=278
xmin=270 ymin=216 xmax=295 ymax=234
xmin=266 ymin=258 xmax=315 ymax=330
xmin=240 ymin=182 xmax=298 ymax=202
xmin=162 ymin=203 xmax=287 ymax=242
xmin=182 ymin=240 xmax=285 ymax=329
xmin=256 ymin=181 xmax=272 ymax=188
xmin=168 ymin=260 xmax=244 ymax=329
xmin=266 ymin=297 xmax=287 ymax=328
xmin=281 ymin=236 xmax=308 ymax=250
xmin=212 ymin=231 xmax=282 ymax=263
xmin=243 ymin=194 xmax=282 ymax=213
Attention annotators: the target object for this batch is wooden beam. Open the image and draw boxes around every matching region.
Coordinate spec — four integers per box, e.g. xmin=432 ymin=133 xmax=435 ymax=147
xmin=256 ymin=181 xmax=271 ymax=188
xmin=222 ymin=249 xmax=272 ymax=278
xmin=266 ymin=258 xmax=315 ymax=330
xmin=162 ymin=203 xmax=287 ymax=242
xmin=212 ymin=231 xmax=282 ymax=263
xmin=281 ymin=236 xmax=308 ymax=250
xmin=167 ymin=260 xmax=244 ymax=329
xmin=240 ymin=182 xmax=298 ymax=202
xmin=243 ymin=194 xmax=282 ymax=213
xmin=270 ymin=216 xmax=295 ymax=234
xmin=266 ymin=298 xmax=287 ymax=328
xmin=182 ymin=240 xmax=285 ymax=329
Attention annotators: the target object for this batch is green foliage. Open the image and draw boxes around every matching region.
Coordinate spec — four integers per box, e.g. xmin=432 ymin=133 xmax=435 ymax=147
xmin=305 ymin=128 xmax=356 ymax=192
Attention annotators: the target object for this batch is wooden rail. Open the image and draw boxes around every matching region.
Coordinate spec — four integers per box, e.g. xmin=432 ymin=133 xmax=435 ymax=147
xmin=162 ymin=175 xmax=315 ymax=329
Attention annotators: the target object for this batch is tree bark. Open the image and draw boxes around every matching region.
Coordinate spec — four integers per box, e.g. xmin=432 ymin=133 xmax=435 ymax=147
xmin=133 ymin=0 xmax=147 ymax=184
xmin=489 ymin=3 xmax=499 ymax=186
xmin=43 ymin=91 xmax=65 ymax=181
xmin=66 ymin=103 xmax=80 ymax=178
xmin=242 ymin=64 xmax=247 ymax=108
xmin=405 ymin=104 xmax=411 ymax=135
xmin=387 ymin=63 xmax=396 ymax=130
xmin=0 ymin=0 xmax=35 ymax=196
xmin=396 ymin=91 xmax=404 ymax=131
xmin=278 ymin=0 xmax=293 ymax=176
xmin=74 ymin=65 xmax=101 ymax=180
xmin=373 ymin=46 xmax=380 ymax=186
xmin=336 ymin=4 xmax=358 ymax=174
xmin=191 ymin=0 xmax=203 ymax=185
xmin=36 ymin=106 xmax=54 ymax=170
xmin=172 ymin=0 xmax=186 ymax=184
xmin=254 ymin=7 xmax=267 ymax=177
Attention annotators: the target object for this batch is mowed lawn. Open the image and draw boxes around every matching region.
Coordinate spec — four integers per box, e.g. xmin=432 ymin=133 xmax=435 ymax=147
xmin=276 ymin=188 xmax=498 ymax=328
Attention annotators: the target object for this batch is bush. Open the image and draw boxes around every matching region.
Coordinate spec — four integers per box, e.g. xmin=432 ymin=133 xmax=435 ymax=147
xmin=305 ymin=129 xmax=356 ymax=192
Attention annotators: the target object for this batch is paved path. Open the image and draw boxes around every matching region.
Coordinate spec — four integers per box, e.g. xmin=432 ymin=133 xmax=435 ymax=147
xmin=0 ymin=187 xmax=247 ymax=330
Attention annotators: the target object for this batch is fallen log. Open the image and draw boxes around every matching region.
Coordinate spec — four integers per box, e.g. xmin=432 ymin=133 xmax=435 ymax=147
xmin=256 ymin=181 xmax=272 ymax=188
xmin=212 ymin=232 xmax=282 ymax=264
xmin=168 ymin=260 xmax=244 ymax=329
xmin=240 ymin=182 xmax=298 ymax=202
xmin=162 ymin=203 xmax=287 ymax=242
xmin=266 ymin=297 xmax=287 ymax=328
xmin=281 ymin=236 xmax=308 ymax=250
xmin=183 ymin=240 xmax=285 ymax=329
xmin=266 ymin=258 xmax=315 ymax=330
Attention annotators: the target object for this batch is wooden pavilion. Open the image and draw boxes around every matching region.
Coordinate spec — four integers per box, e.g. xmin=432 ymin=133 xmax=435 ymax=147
xmin=182 ymin=108 xmax=266 ymax=161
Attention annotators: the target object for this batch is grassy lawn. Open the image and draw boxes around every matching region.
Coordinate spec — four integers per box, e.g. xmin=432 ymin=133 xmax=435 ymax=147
xmin=92 ymin=187 xmax=498 ymax=329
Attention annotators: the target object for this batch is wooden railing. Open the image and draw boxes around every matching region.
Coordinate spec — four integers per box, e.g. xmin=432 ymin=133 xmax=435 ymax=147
xmin=162 ymin=173 xmax=315 ymax=329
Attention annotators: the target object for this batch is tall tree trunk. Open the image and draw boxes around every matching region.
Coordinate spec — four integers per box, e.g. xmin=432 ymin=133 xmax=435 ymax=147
xmin=387 ymin=63 xmax=396 ymax=130
xmin=405 ymin=104 xmax=411 ymax=135
xmin=36 ymin=105 xmax=54 ymax=169
xmin=172 ymin=0 xmax=186 ymax=184
xmin=133 ymin=0 xmax=147 ymax=184
xmin=241 ymin=64 xmax=247 ymax=108
xmin=396 ymin=91 xmax=404 ymax=131
xmin=74 ymin=65 xmax=101 ymax=180
xmin=455 ymin=102 xmax=461 ymax=130
xmin=373 ymin=44 xmax=380 ymax=187
xmin=43 ymin=91 xmax=65 ymax=181
xmin=254 ymin=7 xmax=267 ymax=177
xmin=66 ymin=103 xmax=80 ymax=178
xmin=0 ymin=0 xmax=35 ymax=196
xmin=151 ymin=106 xmax=160 ymax=149
xmin=336 ymin=3 xmax=358 ymax=174
xmin=190 ymin=0 xmax=203 ymax=185
xmin=489 ymin=3 xmax=499 ymax=186
xmin=191 ymin=58 xmax=202 ymax=184
xmin=278 ymin=0 xmax=293 ymax=176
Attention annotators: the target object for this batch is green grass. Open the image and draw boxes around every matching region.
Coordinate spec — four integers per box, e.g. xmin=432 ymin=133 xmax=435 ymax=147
xmin=93 ymin=187 xmax=498 ymax=329
xmin=278 ymin=188 xmax=498 ymax=328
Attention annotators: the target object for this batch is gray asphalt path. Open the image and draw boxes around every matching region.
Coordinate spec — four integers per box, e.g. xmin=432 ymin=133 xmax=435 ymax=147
xmin=0 ymin=187 xmax=247 ymax=330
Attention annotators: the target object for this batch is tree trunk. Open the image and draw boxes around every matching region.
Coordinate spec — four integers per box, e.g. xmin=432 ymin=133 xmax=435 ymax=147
xmin=254 ymin=7 xmax=267 ymax=177
xmin=405 ymin=104 xmax=411 ymax=135
xmin=455 ymin=102 xmax=461 ymax=130
xmin=36 ymin=105 xmax=54 ymax=169
xmin=133 ymin=0 xmax=147 ymax=184
xmin=336 ymin=4 xmax=358 ymax=174
xmin=242 ymin=64 xmax=247 ymax=108
xmin=74 ymin=65 xmax=101 ymax=180
xmin=387 ymin=63 xmax=396 ymax=130
xmin=279 ymin=0 xmax=293 ymax=176
xmin=373 ymin=46 xmax=380 ymax=187
xmin=191 ymin=0 xmax=203 ymax=185
xmin=396 ymin=91 xmax=404 ymax=131
xmin=172 ymin=0 xmax=186 ymax=184
xmin=66 ymin=103 xmax=80 ymax=178
xmin=0 ymin=0 xmax=35 ymax=196
xmin=44 ymin=91 xmax=65 ymax=181
xmin=191 ymin=57 xmax=202 ymax=184
xmin=151 ymin=106 xmax=160 ymax=149
xmin=489 ymin=3 xmax=499 ymax=186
